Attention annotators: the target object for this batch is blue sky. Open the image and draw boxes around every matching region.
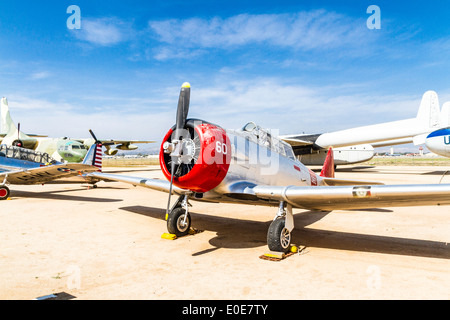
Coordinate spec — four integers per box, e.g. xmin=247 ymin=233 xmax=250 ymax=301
xmin=0 ymin=1 xmax=449 ymax=151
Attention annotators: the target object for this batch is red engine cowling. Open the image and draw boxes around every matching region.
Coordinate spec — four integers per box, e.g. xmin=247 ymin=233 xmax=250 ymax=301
xmin=159 ymin=120 xmax=231 ymax=193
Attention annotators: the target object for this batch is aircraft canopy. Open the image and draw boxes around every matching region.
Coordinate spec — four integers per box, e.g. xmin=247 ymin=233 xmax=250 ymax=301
xmin=0 ymin=144 xmax=56 ymax=164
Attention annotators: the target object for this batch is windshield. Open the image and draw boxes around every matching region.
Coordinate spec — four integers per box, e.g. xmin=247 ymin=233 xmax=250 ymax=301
xmin=240 ymin=122 xmax=296 ymax=160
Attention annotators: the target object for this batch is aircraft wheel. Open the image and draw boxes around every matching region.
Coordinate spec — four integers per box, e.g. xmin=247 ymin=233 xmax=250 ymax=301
xmin=0 ymin=186 xmax=10 ymax=200
xmin=267 ymin=218 xmax=291 ymax=253
xmin=167 ymin=207 xmax=191 ymax=237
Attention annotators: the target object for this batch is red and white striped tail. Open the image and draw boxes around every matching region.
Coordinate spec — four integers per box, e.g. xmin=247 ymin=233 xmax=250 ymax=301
xmin=94 ymin=143 xmax=102 ymax=171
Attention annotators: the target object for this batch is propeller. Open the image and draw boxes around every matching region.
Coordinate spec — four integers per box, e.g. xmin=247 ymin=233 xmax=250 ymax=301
xmin=89 ymin=129 xmax=99 ymax=143
xmin=176 ymin=82 xmax=190 ymax=133
xmin=166 ymin=82 xmax=191 ymax=218
xmin=13 ymin=122 xmax=22 ymax=147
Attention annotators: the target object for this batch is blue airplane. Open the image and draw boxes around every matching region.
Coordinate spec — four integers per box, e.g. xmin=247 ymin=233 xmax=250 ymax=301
xmin=0 ymin=139 xmax=102 ymax=200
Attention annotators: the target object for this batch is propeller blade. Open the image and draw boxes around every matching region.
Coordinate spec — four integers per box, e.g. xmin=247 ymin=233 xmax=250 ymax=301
xmin=167 ymin=82 xmax=190 ymax=219
xmin=89 ymin=129 xmax=99 ymax=143
xmin=175 ymin=82 xmax=190 ymax=132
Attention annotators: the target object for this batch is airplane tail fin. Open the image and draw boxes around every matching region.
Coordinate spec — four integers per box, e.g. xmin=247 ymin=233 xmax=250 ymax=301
xmin=320 ymin=148 xmax=335 ymax=178
xmin=82 ymin=142 xmax=103 ymax=171
xmin=416 ymin=91 xmax=440 ymax=129
xmin=1 ymin=97 xmax=17 ymax=135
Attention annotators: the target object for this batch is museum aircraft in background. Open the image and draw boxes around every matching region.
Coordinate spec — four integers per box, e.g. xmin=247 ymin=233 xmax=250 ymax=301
xmin=0 ymin=97 xmax=155 ymax=163
xmin=89 ymin=83 xmax=450 ymax=253
xmin=0 ymin=135 xmax=103 ymax=200
xmin=281 ymin=90 xmax=450 ymax=164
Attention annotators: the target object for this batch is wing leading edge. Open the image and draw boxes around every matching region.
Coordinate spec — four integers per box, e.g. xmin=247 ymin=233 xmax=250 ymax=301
xmin=1 ymin=163 xmax=99 ymax=185
xmin=89 ymin=172 xmax=188 ymax=195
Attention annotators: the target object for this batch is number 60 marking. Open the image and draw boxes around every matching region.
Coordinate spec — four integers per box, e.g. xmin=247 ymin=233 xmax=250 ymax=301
xmin=216 ymin=141 xmax=228 ymax=154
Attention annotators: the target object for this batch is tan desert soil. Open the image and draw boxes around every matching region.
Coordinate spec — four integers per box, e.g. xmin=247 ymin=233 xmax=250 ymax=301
xmin=1 ymin=165 xmax=449 ymax=300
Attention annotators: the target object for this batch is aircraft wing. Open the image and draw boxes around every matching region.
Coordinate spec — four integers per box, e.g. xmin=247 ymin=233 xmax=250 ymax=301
xmin=249 ymin=184 xmax=450 ymax=211
xmin=1 ymin=163 xmax=99 ymax=185
xmin=99 ymin=140 xmax=156 ymax=146
xmin=88 ymin=172 xmax=188 ymax=195
xmin=280 ymin=134 xmax=318 ymax=147
xmin=77 ymin=138 xmax=156 ymax=146
xmin=89 ymin=173 xmax=450 ymax=212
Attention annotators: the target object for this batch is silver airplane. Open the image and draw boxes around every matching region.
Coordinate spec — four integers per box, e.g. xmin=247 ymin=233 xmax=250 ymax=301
xmin=89 ymin=83 xmax=450 ymax=253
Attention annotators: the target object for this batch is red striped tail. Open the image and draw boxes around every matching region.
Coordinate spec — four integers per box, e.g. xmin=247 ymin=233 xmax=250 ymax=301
xmin=94 ymin=143 xmax=102 ymax=171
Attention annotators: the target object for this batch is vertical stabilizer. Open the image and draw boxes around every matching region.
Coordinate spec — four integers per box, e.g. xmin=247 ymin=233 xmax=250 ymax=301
xmin=82 ymin=142 xmax=103 ymax=171
xmin=416 ymin=91 xmax=440 ymax=129
xmin=320 ymin=148 xmax=335 ymax=178
xmin=1 ymin=97 xmax=16 ymax=135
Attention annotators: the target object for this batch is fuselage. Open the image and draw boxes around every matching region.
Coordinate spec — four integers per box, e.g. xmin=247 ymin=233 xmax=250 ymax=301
xmin=160 ymin=120 xmax=323 ymax=206
xmin=425 ymin=127 xmax=450 ymax=157
xmin=0 ymin=144 xmax=59 ymax=173
xmin=205 ymin=124 xmax=320 ymax=204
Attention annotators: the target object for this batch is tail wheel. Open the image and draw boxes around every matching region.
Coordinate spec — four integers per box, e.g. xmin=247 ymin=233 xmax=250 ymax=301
xmin=167 ymin=207 xmax=191 ymax=237
xmin=0 ymin=186 xmax=10 ymax=200
xmin=267 ymin=218 xmax=291 ymax=253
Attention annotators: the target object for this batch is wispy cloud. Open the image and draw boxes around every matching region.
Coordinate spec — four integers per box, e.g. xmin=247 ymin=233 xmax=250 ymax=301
xmin=29 ymin=71 xmax=52 ymax=80
xmin=5 ymin=77 xmax=448 ymax=141
xmin=185 ymin=78 xmax=427 ymax=134
xmin=72 ymin=17 xmax=132 ymax=47
xmin=148 ymin=10 xmax=369 ymax=60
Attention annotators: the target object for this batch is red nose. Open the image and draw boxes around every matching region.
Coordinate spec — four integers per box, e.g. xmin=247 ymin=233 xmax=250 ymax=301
xmin=160 ymin=120 xmax=231 ymax=193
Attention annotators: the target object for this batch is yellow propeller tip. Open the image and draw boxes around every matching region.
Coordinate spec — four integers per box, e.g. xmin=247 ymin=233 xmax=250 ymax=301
xmin=182 ymin=82 xmax=190 ymax=88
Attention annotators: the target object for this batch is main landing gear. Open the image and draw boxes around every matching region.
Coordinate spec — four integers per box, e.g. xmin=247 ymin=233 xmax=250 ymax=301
xmin=165 ymin=196 xmax=295 ymax=253
xmin=0 ymin=185 xmax=10 ymax=200
xmin=267 ymin=201 xmax=294 ymax=253
xmin=166 ymin=195 xmax=191 ymax=237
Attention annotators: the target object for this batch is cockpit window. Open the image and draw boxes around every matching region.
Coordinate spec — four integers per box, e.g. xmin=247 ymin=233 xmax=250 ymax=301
xmin=242 ymin=122 xmax=257 ymax=132
xmin=240 ymin=123 xmax=296 ymax=160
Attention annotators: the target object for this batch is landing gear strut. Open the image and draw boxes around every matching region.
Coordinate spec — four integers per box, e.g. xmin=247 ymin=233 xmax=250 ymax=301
xmin=267 ymin=201 xmax=294 ymax=252
xmin=166 ymin=194 xmax=191 ymax=237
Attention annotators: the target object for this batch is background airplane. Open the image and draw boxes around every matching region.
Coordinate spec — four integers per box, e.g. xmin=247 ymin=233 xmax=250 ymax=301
xmin=0 ymin=97 xmax=155 ymax=162
xmin=281 ymin=91 xmax=450 ymax=164
xmin=0 ymin=138 xmax=103 ymax=200
xmin=89 ymin=83 xmax=450 ymax=253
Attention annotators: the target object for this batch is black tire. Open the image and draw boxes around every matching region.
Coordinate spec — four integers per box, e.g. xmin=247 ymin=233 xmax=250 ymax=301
xmin=267 ymin=218 xmax=291 ymax=252
xmin=0 ymin=186 xmax=10 ymax=200
xmin=167 ymin=207 xmax=191 ymax=237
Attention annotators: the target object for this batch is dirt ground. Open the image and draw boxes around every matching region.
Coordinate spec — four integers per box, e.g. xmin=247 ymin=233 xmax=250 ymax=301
xmin=1 ymin=165 xmax=449 ymax=300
